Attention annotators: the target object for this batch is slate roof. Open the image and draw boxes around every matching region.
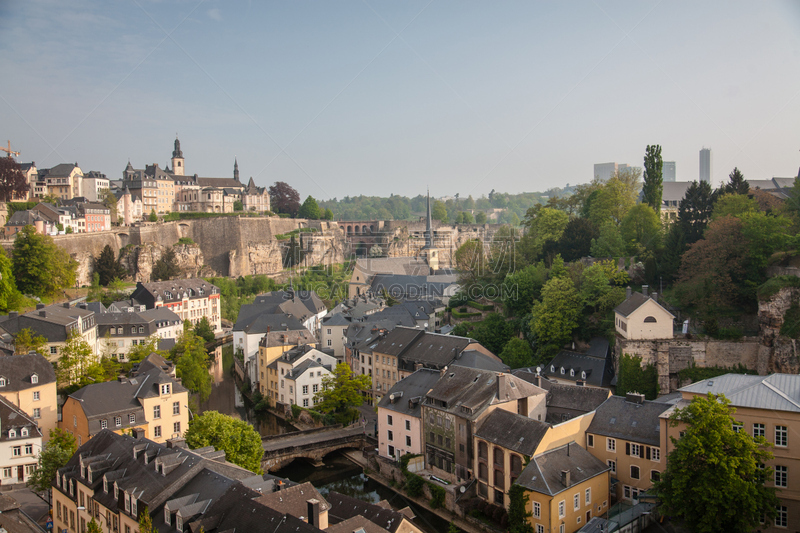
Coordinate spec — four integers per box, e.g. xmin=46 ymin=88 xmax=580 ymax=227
xmin=451 ymin=349 xmax=509 ymax=373
xmin=131 ymin=279 xmax=219 ymax=307
xmin=661 ymin=181 xmax=693 ymax=204
xmin=544 ymin=350 xmax=614 ymax=388
xmin=254 ymin=290 xmax=326 ymax=316
xmin=425 ymin=366 xmax=544 ymax=420
xmin=354 ymin=257 xmax=431 ymax=277
xmin=0 ymin=304 xmax=94 ymax=343
xmin=372 ymin=327 xmax=424 ymax=357
xmin=6 ymin=210 xmax=45 ymax=227
xmin=326 ymin=515 xmax=386 ymax=533
xmin=254 ymin=481 xmax=330 ymax=516
xmin=234 ymin=308 xmax=306 ymax=335
xmin=377 ymin=368 xmax=441 ymax=418
xmin=259 ymin=329 xmax=316 ymax=348
xmin=96 ymin=312 xmax=158 ymax=337
xmin=327 ymin=491 xmax=409 ymax=533
xmin=322 ymin=313 xmax=351 ymax=327
xmin=516 ymin=442 xmax=609 ymax=496
xmin=513 ymin=370 xmax=610 ymax=415
xmin=475 ymin=409 xmax=550 ymax=457
xmin=370 ymin=274 xmax=457 ymax=300
xmin=586 ymin=395 xmax=671 ymax=446
xmin=679 ymin=373 xmax=800 ymax=412
xmin=614 ymin=291 xmax=674 ymax=319
xmin=0 ymin=395 xmax=42 ymax=442
xmin=41 ymin=163 xmax=79 ymax=177
xmin=0 ymin=494 xmax=47 ymax=533
xmin=0 ymin=352 xmax=56 ymax=390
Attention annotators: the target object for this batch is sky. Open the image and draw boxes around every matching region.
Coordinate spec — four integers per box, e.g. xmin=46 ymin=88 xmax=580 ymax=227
xmin=1 ymin=1 xmax=799 ymax=201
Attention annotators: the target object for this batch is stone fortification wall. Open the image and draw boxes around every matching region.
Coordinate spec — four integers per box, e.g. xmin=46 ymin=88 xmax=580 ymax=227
xmin=18 ymin=217 xmax=346 ymax=285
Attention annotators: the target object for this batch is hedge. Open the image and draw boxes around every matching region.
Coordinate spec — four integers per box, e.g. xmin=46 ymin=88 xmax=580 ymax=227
xmin=467 ymin=300 xmax=493 ymax=311
xmin=452 ymin=310 xmax=481 ymax=319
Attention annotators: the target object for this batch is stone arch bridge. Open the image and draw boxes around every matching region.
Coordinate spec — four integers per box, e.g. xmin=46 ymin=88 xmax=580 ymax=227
xmin=261 ymin=425 xmax=375 ymax=472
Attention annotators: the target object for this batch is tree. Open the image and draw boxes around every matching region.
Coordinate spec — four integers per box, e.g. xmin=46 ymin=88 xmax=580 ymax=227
xmin=148 ymin=210 xmax=157 ymax=222
xmin=314 ymin=363 xmax=372 ymax=415
xmin=654 ymin=393 xmax=779 ymax=533
xmin=641 ymin=144 xmax=663 ymax=214
xmin=0 ymin=157 xmax=30 ymax=202
xmin=101 ymin=189 xmax=119 ymax=222
xmin=587 ymin=177 xmax=635 ymax=228
xmin=456 ymin=211 xmax=474 ymax=224
xmin=94 ymin=244 xmax=126 ymax=286
xmin=12 ymin=225 xmax=77 ymax=297
xmin=507 ymin=484 xmax=534 ymax=533
xmin=269 ymin=181 xmax=301 ymax=216
xmin=469 ymin=313 xmax=514 ymax=355
xmin=27 ymin=428 xmax=77 ymax=495
xmin=152 ymin=248 xmax=180 ymax=281
xmin=125 ymin=335 xmax=162 ymax=364
xmin=170 ymin=326 xmax=212 ymax=402
xmin=87 ymin=518 xmax=102 ymax=533
xmin=531 ymin=276 xmax=582 ymax=355
xmin=15 ymin=328 xmax=47 ymax=355
xmin=233 ymin=200 xmax=243 ymax=212
xmin=520 ymin=207 xmax=568 ymax=262
xmin=185 ymin=411 xmax=263 ymax=473
xmin=454 ymin=240 xmax=486 ymax=286
xmin=590 ymin=221 xmax=626 ymax=258
xmin=431 ymin=200 xmax=448 ymax=223
xmin=554 ymin=217 xmax=598 ymax=262
xmin=298 ymin=195 xmax=321 ymax=219
xmin=499 ymin=338 xmax=534 ymax=370
xmin=194 ymin=317 xmax=215 ymax=343
xmin=711 ymin=193 xmax=757 ymax=220
xmin=475 ymin=211 xmax=487 ymax=224
xmin=723 ymin=167 xmax=749 ymax=195
xmin=619 ymin=203 xmax=662 ymax=254
xmin=323 ymin=208 xmax=334 ymax=220
xmin=502 ymin=262 xmax=548 ymax=318
xmin=678 ymin=180 xmax=716 ymax=246
xmin=0 ymin=247 xmax=21 ymax=312
xmin=56 ymin=330 xmax=100 ymax=387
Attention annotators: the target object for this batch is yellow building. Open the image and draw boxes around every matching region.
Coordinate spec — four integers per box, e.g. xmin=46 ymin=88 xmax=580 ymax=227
xmin=0 ymin=353 xmax=59 ymax=442
xmin=585 ymin=393 xmax=671 ymax=503
xmin=257 ymin=330 xmax=316 ymax=404
xmin=515 ymin=442 xmax=610 ymax=533
xmin=59 ymin=365 xmax=188 ymax=446
xmin=664 ymin=374 xmax=800 ymax=532
xmin=614 ymin=287 xmax=675 ymax=340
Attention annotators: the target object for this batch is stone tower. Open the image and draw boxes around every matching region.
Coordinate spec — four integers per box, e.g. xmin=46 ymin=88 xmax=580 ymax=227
xmin=122 ymin=186 xmax=132 ymax=226
xmin=171 ymin=136 xmax=185 ymax=176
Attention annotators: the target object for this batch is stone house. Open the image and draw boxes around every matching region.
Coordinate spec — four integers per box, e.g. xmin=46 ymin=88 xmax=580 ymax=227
xmin=585 ymin=393 xmax=671 ymax=503
xmin=614 ymin=287 xmax=675 ymax=341
xmin=376 ymin=368 xmax=441 ymax=462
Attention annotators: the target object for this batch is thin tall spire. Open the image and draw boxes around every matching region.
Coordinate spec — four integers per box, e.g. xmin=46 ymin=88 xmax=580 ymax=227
xmin=424 ymin=187 xmax=433 ymax=249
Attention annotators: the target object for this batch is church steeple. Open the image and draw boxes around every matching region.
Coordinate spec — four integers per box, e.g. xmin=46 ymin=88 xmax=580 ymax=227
xmin=171 ymin=135 xmax=185 ymax=176
xmin=234 ymin=158 xmax=240 ymax=181
xmin=424 ymin=187 xmax=433 ymax=249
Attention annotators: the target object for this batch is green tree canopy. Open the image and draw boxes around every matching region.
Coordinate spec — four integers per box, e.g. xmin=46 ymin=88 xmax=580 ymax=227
xmin=554 ymin=217 xmax=598 ymax=262
xmin=587 ymin=177 xmax=636 ymax=228
xmin=27 ymin=428 xmax=77 ymax=494
xmin=619 ymin=203 xmax=662 ymax=254
xmin=499 ymin=338 xmax=535 ymax=370
xmin=185 ymin=411 xmax=263 ymax=473
xmin=149 ymin=210 xmax=158 ymax=222
xmin=12 ymin=225 xmax=77 ymax=297
xmin=170 ymin=325 xmax=212 ymax=402
xmin=323 ymin=208 xmax=334 ymax=220
xmin=0 ymin=247 xmax=21 ymax=312
xmin=615 ymin=354 xmax=659 ymax=399
xmin=468 ymin=313 xmax=514 ymax=355
xmin=475 ymin=211 xmax=487 ymax=224
xmin=152 ymin=248 xmax=180 ymax=281
xmin=678 ymin=180 xmax=717 ymax=246
xmin=95 ymin=244 xmax=127 ymax=286
xmin=502 ymin=262 xmax=548 ymax=318
xmin=531 ymin=275 xmax=581 ymax=356
xmin=298 ymin=195 xmax=321 ymax=219
xmin=454 ymin=239 xmax=486 ymax=286
xmin=711 ymin=193 xmax=757 ymax=220
xmin=126 ymin=335 xmax=163 ymax=364
xmin=723 ymin=167 xmax=749 ymax=196
xmin=57 ymin=330 xmax=102 ymax=388
xmin=15 ymin=328 xmax=47 ymax=355
xmin=314 ymin=362 xmax=371 ymax=414
xmin=590 ymin=221 xmax=626 ymax=258
xmin=641 ymin=144 xmax=663 ymax=214
xmin=654 ymin=393 xmax=779 ymax=533
xmin=193 ymin=317 xmax=215 ymax=343
xmin=431 ymin=200 xmax=448 ymax=223
xmin=520 ymin=206 xmax=569 ymax=262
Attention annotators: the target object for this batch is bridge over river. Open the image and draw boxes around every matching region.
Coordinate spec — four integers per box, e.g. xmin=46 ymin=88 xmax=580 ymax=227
xmin=261 ymin=425 xmax=375 ymax=472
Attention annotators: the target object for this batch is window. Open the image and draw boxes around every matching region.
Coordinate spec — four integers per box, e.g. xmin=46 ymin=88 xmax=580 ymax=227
xmin=732 ymin=423 xmax=742 ymax=433
xmin=631 ymin=465 xmax=640 ymax=479
xmin=573 ymin=493 xmax=580 ymax=510
xmin=775 ymin=465 xmax=788 ymax=487
xmin=388 ymin=430 xmax=393 ymax=441
xmin=302 ymin=385 xmax=308 ymax=395
xmin=406 ymin=420 xmax=411 ymax=431
xmin=50 ymin=346 xmax=57 ymax=355
xmin=25 ymin=444 xmax=32 ymax=455
xmin=607 ymin=438 xmax=616 ymax=452
xmin=173 ymin=421 xmax=181 ymax=434
xmin=101 ymin=419 xmax=108 ymax=429
xmin=536 ymin=526 xmax=544 ymax=533
xmin=651 ymin=470 xmax=660 ymax=482
xmin=558 ymin=500 xmax=565 ymax=518
xmin=154 ymin=426 xmax=161 ymax=438
xmin=0 ymin=378 xmax=4 ymax=387
xmin=406 ymin=436 xmax=411 ymax=446
xmin=129 ymin=414 xmax=135 ymax=424
xmin=312 ymin=384 xmax=319 ymax=393
xmin=153 ymin=405 xmax=161 ymax=419
xmin=33 ymin=408 xmax=40 ymax=419
xmin=302 ymin=399 xmax=309 ymax=407
xmin=533 ymin=501 xmax=541 ymax=518
xmin=2 ymin=468 xmax=10 ymax=478
xmin=387 ymin=415 xmax=393 ymax=426
xmin=608 ymin=460 xmax=616 ymax=474
xmin=12 ymin=446 xmax=20 ymax=456
xmin=776 ymin=425 xmax=788 ymax=447
xmin=775 ymin=505 xmax=788 ymax=528
xmin=651 ymin=447 xmax=660 ymax=462
xmin=587 ymin=434 xmax=594 ymax=447
xmin=33 ymin=391 xmax=40 ymax=401
xmin=173 ymin=402 xmax=180 ymax=415
xmin=753 ymin=423 xmax=765 ymax=438
xmin=161 ymin=384 xmax=170 ymax=395
xmin=629 ymin=443 xmax=641 ymax=457
xmin=585 ymin=488 xmax=591 ymax=505
xmin=115 ymin=416 xmax=121 ymax=427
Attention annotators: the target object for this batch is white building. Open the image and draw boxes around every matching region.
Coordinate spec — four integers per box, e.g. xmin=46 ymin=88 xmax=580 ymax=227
xmin=82 ymin=171 xmax=110 ymax=202
xmin=0 ymin=395 xmax=42 ymax=484
xmin=274 ymin=345 xmax=337 ymax=407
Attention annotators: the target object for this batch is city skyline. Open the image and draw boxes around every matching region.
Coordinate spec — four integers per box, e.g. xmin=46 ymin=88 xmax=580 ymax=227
xmin=1 ymin=1 xmax=799 ymax=200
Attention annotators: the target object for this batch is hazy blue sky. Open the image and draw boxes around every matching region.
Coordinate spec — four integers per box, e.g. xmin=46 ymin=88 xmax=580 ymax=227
xmin=1 ymin=1 xmax=799 ymax=200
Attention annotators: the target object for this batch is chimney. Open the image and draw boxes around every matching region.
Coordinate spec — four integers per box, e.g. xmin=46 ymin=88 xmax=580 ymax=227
xmin=651 ymin=291 xmax=657 ymax=301
xmin=166 ymin=437 xmax=187 ymax=449
xmin=307 ymin=499 xmax=320 ymax=528
xmin=561 ymin=470 xmax=571 ymax=487
xmin=275 ymin=480 xmax=283 ymax=492
xmin=63 ymin=302 xmax=70 ymax=309
xmin=39 ymin=311 xmax=46 ymax=317
xmin=36 ymin=303 xmax=45 ymax=310
xmin=132 ymin=427 xmax=146 ymax=440
xmin=642 ymin=284 xmax=649 ymax=297
xmin=626 ymin=286 xmax=631 ymax=300
xmin=497 ymin=373 xmax=507 ymax=395
xmin=9 ymin=312 xmax=18 ymax=319
xmin=626 ymin=392 xmax=645 ymax=404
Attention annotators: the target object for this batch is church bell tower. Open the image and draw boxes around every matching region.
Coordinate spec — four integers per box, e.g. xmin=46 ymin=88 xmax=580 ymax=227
xmin=171 ymin=136 xmax=185 ymax=176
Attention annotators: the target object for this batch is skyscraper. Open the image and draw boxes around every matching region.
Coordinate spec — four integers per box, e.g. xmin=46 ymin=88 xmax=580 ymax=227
xmin=663 ymin=161 xmax=676 ymax=182
xmin=699 ymin=148 xmax=712 ymax=183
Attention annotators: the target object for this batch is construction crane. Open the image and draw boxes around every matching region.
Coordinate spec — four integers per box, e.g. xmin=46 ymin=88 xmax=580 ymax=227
xmin=0 ymin=140 xmax=20 ymax=158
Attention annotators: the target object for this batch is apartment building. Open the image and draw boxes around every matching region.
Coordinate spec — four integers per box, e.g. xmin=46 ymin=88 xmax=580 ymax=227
xmin=130 ymin=279 xmax=221 ymax=333
xmin=0 ymin=303 xmax=97 ymax=361
xmin=0 ymin=396 xmax=42 ymax=485
xmin=0 ymin=353 xmax=58 ymax=441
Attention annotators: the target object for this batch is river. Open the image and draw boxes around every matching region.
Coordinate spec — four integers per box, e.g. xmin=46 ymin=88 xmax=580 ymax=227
xmin=199 ymin=344 xmax=449 ymax=533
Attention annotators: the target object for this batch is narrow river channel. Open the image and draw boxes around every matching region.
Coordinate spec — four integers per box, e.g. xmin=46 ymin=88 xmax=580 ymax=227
xmin=199 ymin=344 xmax=450 ymax=533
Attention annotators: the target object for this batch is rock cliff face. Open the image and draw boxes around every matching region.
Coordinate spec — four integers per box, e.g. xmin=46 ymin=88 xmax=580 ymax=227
xmin=121 ymin=244 xmax=216 ymax=283
xmin=758 ymin=286 xmax=800 ymax=373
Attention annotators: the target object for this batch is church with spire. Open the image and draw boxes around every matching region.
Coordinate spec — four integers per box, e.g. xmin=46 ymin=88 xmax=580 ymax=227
xmin=120 ymin=137 xmax=270 ymax=219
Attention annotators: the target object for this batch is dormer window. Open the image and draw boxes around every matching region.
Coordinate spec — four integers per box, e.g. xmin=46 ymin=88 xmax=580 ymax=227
xmin=0 ymin=377 xmax=6 ymax=387
xmin=31 ymin=374 xmax=38 ymax=384
xmin=164 ymin=509 xmax=171 ymax=526
xmin=21 ymin=428 xmax=28 ymax=437
xmin=8 ymin=429 xmax=16 ymax=438
xmin=550 ymin=365 xmax=555 ymax=373
xmin=560 ymin=367 xmax=565 ymax=375
xmin=103 ymin=479 xmax=108 ymax=493
xmin=581 ymin=371 xmax=586 ymax=379
xmin=131 ymin=498 xmax=137 ymax=516
xmin=570 ymin=369 xmax=575 ymax=377
xmin=124 ymin=492 xmax=130 ymax=512
xmin=176 ymin=515 xmax=183 ymax=532
xmin=161 ymin=384 xmax=170 ymax=395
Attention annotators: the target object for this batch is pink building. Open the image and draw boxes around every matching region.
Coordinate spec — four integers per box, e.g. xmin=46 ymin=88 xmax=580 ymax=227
xmin=376 ymin=368 xmax=441 ymax=462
